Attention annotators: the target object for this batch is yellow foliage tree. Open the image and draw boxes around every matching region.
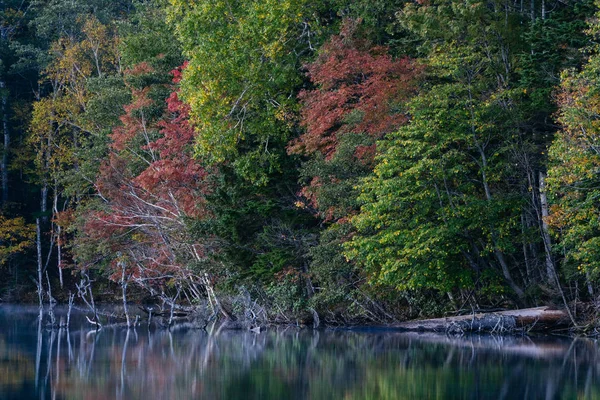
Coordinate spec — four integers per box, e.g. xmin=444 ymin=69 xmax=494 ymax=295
xmin=0 ymin=215 xmax=34 ymax=267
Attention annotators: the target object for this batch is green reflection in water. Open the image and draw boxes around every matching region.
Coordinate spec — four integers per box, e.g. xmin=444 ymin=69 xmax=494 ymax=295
xmin=0 ymin=306 xmax=599 ymax=400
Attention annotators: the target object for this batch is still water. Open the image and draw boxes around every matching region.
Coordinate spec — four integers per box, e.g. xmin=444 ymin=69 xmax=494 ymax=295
xmin=0 ymin=305 xmax=599 ymax=400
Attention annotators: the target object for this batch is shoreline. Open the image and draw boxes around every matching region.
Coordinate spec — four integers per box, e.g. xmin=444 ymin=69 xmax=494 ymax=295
xmin=2 ymin=302 xmax=577 ymax=336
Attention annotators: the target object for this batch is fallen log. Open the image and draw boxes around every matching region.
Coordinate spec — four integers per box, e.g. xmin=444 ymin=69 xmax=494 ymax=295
xmin=392 ymin=306 xmax=569 ymax=333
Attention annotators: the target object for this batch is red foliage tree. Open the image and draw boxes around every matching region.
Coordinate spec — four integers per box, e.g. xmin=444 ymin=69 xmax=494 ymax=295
xmin=288 ymin=19 xmax=421 ymax=220
xmin=79 ymin=63 xmax=218 ymax=300
xmin=288 ymin=19 xmax=421 ymax=161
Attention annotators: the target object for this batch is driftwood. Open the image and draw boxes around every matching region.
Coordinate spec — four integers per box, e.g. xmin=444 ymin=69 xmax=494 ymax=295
xmin=392 ymin=307 xmax=569 ymax=333
xmin=138 ymin=305 xmax=190 ymax=318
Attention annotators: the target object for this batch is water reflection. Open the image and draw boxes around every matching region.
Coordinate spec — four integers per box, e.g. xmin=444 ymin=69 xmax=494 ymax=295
xmin=1 ymin=305 xmax=600 ymax=399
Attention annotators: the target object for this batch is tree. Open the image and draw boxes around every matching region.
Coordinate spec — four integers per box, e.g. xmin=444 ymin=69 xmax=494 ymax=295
xmin=547 ymin=5 xmax=600 ymax=289
xmin=166 ymin=0 xmax=338 ymax=305
xmin=290 ymin=19 xmax=419 ymax=218
xmin=0 ymin=0 xmax=34 ymax=206
xmin=288 ymin=19 xmax=420 ymax=317
xmin=0 ymin=214 xmax=34 ymax=267
xmin=28 ymin=16 xmax=122 ymax=286
xmin=168 ymin=0 xmax=336 ymax=184
xmin=347 ymin=0 xmax=546 ymax=304
xmin=76 ymin=62 xmax=219 ymax=307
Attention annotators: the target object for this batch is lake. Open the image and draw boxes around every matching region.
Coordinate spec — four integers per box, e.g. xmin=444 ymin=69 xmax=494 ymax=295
xmin=0 ymin=305 xmax=598 ymax=399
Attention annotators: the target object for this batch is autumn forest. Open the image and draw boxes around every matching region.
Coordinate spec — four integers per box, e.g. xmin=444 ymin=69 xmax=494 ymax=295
xmin=1 ymin=0 xmax=600 ymax=327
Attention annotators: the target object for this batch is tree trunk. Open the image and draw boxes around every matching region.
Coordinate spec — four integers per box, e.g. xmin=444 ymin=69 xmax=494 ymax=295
xmin=203 ymin=273 xmax=234 ymax=320
xmin=541 ymin=0 xmax=545 ymax=20
xmin=53 ymin=189 xmax=63 ymax=288
xmin=495 ymin=248 xmax=526 ymax=300
xmin=392 ymin=306 xmax=568 ymax=333
xmin=301 ymin=263 xmax=315 ymax=298
xmin=538 ymin=171 xmax=558 ymax=287
xmin=36 ymin=218 xmax=43 ymax=307
xmin=538 ymin=172 xmax=578 ymax=326
xmin=46 ymin=271 xmax=56 ymax=326
xmin=585 ymin=270 xmax=594 ymax=298
xmin=0 ymin=79 xmax=9 ymax=206
xmin=120 ymin=261 xmax=131 ymax=328
xmin=41 ymin=184 xmax=48 ymax=223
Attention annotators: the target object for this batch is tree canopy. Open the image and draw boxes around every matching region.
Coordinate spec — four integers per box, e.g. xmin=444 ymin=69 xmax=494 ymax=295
xmin=2 ymin=0 xmax=600 ymax=324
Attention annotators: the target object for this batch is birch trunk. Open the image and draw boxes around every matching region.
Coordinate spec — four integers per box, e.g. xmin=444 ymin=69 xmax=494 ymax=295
xmin=121 ymin=261 xmax=131 ymax=328
xmin=36 ymin=218 xmax=43 ymax=307
xmin=538 ymin=171 xmax=558 ymax=287
xmin=0 ymin=79 xmax=9 ymax=205
xmin=53 ymin=189 xmax=63 ymax=288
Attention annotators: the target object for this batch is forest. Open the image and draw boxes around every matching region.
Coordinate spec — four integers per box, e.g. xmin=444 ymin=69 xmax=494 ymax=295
xmin=1 ymin=0 xmax=600 ymax=328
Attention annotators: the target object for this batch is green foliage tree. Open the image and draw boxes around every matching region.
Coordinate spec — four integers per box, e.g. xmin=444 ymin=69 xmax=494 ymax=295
xmin=166 ymin=0 xmax=337 ymax=306
xmin=168 ymin=0 xmax=316 ymax=183
xmin=547 ymin=3 xmax=600 ymax=287
xmin=346 ymin=0 xmax=580 ymax=304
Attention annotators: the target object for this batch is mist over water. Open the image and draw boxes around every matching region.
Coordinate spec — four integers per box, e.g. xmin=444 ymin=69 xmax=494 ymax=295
xmin=0 ymin=305 xmax=598 ymax=400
